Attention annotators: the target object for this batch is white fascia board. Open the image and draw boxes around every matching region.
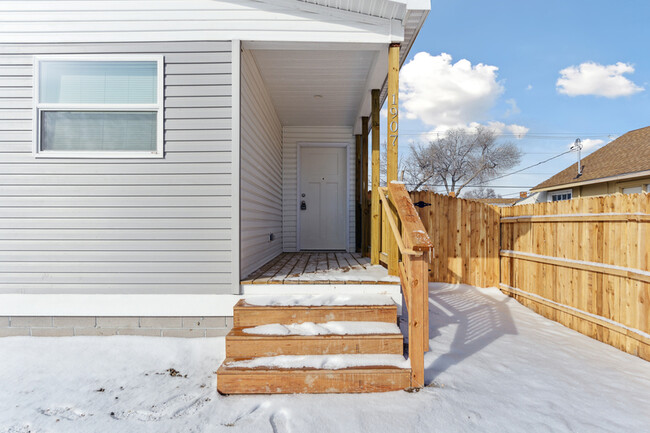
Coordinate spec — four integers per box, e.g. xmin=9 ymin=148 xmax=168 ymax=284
xmin=0 ymin=295 xmax=242 ymax=317
xmin=0 ymin=30 xmax=397 ymax=45
xmin=404 ymin=0 xmax=432 ymax=10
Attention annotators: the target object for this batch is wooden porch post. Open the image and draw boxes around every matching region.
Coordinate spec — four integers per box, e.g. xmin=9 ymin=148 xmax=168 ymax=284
xmin=370 ymin=89 xmax=380 ymax=265
xmin=386 ymin=43 xmax=400 ymax=275
xmin=361 ymin=117 xmax=370 ymax=256
xmin=355 ymin=134 xmax=362 ymax=252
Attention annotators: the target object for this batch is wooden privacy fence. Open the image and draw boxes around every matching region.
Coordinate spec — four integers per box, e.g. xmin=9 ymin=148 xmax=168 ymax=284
xmin=409 ymin=190 xmax=650 ymax=361
xmin=410 ymin=191 xmax=500 ymax=287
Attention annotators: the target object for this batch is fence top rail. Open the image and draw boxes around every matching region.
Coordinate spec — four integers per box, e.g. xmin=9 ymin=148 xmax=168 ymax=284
xmin=501 ymin=212 xmax=650 ymax=223
xmin=387 ymin=182 xmax=434 ymax=252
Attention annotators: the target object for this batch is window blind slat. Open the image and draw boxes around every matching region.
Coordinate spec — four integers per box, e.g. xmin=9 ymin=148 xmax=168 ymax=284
xmin=41 ymin=111 xmax=156 ymax=151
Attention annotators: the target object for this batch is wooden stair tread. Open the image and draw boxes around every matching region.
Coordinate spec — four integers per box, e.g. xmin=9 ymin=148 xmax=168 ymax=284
xmin=217 ymin=358 xmax=410 ymax=394
xmin=233 ymin=300 xmax=398 ymax=327
xmin=228 ymin=327 xmax=403 ymax=338
xmin=219 ymin=358 xmax=409 ymax=372
xmin=236 ymin=299 xmax=396 ymax=309
xmin=226 ymin=327 xmax=404 ymax=357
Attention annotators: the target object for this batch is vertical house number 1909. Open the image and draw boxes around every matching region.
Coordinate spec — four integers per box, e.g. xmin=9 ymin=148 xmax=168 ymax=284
xmin=389 ymin=94 xmax=398 ymax=146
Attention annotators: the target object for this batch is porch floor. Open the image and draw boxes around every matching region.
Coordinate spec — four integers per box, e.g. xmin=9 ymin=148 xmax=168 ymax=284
xmin=241 ymin=252 xmax=399 ymax=285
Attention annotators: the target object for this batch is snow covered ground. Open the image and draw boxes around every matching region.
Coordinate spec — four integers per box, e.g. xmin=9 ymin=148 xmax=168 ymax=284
xmin=2 ymin=283 xmax=649 ymax=433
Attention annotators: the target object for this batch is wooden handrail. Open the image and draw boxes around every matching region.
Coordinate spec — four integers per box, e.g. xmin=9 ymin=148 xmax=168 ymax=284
xmin=377 ymin=182 xmax=433 ymax=388
xmin=379 ymin=187 xmax=422 ymax=257
xmin=387 ymin=182 xmax=434 ymax=251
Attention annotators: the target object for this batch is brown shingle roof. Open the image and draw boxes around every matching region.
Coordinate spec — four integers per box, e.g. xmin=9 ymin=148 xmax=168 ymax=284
xmin=531 ymin=126 xmax=650 ymax=191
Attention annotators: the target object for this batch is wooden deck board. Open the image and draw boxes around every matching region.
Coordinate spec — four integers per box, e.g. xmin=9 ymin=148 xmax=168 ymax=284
xmin=241 ymin=251 xmax=398 ymax=285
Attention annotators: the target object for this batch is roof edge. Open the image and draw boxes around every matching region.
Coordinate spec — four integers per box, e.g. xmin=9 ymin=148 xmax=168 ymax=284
xmin=530 ymin=169 xmax=650 ymax=192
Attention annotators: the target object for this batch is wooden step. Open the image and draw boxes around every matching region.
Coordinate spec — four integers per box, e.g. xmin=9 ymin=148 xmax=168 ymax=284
xmin=233 ymin=300 xmax=397 ymax=327
xmin=226 ymin=327 xmax=404 ymax=357
xmin=217 ymin=359 xmax=410 ymax=394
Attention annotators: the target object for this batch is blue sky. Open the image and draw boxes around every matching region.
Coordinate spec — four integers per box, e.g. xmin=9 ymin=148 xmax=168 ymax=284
xmin=394 ymin=0 xmax=650 ymax=197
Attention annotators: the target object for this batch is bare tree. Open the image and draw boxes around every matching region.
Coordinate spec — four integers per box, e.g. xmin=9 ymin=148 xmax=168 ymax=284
xmin=463 ymin=187 xmax=501 ymax=199
xmin=404 ymin=126 xmax=522 ymax=195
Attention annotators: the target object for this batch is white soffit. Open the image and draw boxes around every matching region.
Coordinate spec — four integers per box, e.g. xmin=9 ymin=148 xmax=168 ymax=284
xmin=251 ymin=49 xmax=377 ymax=127
xmin=300 ymin=0 xmax=407 ymax=20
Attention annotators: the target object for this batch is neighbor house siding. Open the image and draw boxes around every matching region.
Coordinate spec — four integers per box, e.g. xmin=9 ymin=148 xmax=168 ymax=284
xmin=240 ymin=50 xmax=283 ymax=279
xmin=0 ymin=41 xmax=234 ymax=295
xmin=282 ymin=126 xmax=355 ymax=252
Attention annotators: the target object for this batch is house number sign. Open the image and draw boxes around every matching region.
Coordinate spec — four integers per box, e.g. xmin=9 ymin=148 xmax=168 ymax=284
xmin=389 ymin=94 xmax=398 ymax=147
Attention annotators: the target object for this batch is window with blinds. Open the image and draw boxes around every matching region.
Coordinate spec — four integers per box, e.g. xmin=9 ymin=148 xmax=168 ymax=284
xmin=34 ymin=57 xmax=163 ymax=157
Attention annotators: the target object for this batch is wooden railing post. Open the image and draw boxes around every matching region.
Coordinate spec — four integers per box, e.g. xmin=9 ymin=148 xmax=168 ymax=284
xmin=370 ymin=89 xmax=381 ymax=265
xmin=384 ymin=183 xmax=433 ymax=387
xmin=407 ymin=252 xmax=426 ymax=388
xmin=355 ymin=134 xmax=362 ymax=252
xmin=361 ymin=116 xmax=370 ymax=257
xmin=386 ymin=43 xmax=400 ymax=276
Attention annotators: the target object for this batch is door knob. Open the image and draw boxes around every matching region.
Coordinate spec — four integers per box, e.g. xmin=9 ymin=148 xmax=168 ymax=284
xmin=300 ymin=200 xmax=307 ymax=210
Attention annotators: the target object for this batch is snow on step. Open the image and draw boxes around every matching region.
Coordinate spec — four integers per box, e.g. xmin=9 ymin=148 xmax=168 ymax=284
xmin=224 ymin=354 xmax=410 ymax=370
xmin=283 ymin=264 xmax=400 ymax=283
xmin=241 ymin=321 xmax=401 ymax=336
xmin=243 ymin=294 xmax=395 ymax=307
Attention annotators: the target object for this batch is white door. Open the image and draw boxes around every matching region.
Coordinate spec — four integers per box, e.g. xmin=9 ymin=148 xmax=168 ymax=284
xmin=299 ymin=146 xmax=347 ymax=250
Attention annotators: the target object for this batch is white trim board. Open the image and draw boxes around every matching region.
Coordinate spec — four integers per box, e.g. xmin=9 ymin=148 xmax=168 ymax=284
xmin=0 ymin=294 xmax=241 ymax=317
xmin=231 ymin=39 xmax=242 ymax=292
xmin=0 ymin=283 xmax=402 ymax=316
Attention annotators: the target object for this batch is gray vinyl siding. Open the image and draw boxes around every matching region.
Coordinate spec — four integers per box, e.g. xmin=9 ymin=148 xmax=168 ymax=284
xmin=282 ymin=126 xmax=356 ymax=252
xmin=240 ymin=50 xmax=283 ymax=279
xmin=0 ymin=41 xmax=234 ymax=295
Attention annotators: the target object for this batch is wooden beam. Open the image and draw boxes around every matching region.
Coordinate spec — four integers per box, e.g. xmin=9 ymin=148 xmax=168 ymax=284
xmin=499 ymin=283 xmax=650 ymax=346
xmin=386 ymin=43 xmax=401 ymax=276
xmin=501 ymin=213 xmax=650 ymax=223
xmin=371 ymin=89 xmax=381 ymax=265
xmin=355 ymin=134 xmax=362 ymax=252
xmin=500 ymin=250 xmax=650 ymax=284
xmin=361 ymin=116 xmax=370 ymax=257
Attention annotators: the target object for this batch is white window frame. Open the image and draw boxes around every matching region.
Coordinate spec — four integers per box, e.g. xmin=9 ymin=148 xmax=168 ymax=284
xmin=33 ymin=55 xmax=164 ymax=158
xmin=549 ymin=188 xmax=572 ymax=202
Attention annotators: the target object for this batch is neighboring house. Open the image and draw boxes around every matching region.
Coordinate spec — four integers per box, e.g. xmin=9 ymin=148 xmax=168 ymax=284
xmin=0 ymin=1 xmax=430 ymax=336
xmin=528 ymin=126 xmax=650 ymax=202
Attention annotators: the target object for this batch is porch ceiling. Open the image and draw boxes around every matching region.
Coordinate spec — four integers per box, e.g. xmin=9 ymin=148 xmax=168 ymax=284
xmin=250 ymin=48 xmax=379 ymax=127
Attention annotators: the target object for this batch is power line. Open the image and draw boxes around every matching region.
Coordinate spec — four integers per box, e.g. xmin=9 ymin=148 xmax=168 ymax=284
xmin=401 ymin=149 xmax=573 ymax=191
xmin=401 ymin=184 xmax=533 ymax=189
xmin=473 ymin=149 xmax=573 ymax=184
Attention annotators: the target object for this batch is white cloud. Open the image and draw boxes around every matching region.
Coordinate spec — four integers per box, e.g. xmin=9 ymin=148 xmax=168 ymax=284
xmin=526 ymin=84 xmax=533 ymax=91
xmin=556 ymin=62 xmax=644 ymax=97
xmin=507 ymin=124 xmax=529 ymax=139
xmin=399 ymin=52 xmax=528 ymax=140
xmin=400 ymin=52 xmax=504 ymax=129
xmin=422 ymin=121 xmax=528 ymax=141
xmin=504 ymin=98 xmax=520 ymax=117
